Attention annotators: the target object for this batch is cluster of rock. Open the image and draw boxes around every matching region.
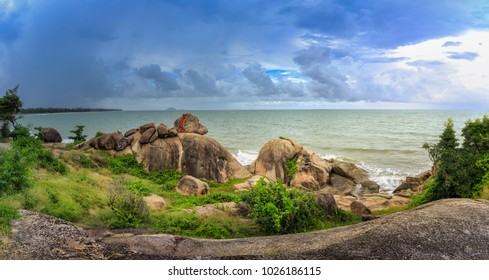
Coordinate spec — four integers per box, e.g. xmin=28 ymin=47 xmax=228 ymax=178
xmin=82 ymin=113 xmax=250 ymax=185
xmin=80 ymin=114 xmax=432 ymax=215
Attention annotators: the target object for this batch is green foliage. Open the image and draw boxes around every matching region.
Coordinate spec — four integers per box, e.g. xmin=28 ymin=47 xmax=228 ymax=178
xmin=243 ymin=179 xmax=325 ymax=234
xmin=419 ymin=116 xmax=489 ymax=204
xmin=95 ymin=131 xmax=105 ymax=137
xmin=108 ymin=153 xmax=184 ymax=187
xmin=125 ymin=180 xmax=152 ymax=196
xmin=0 ymin=203 xmax=19 ymax=236
xmin=12 ymin=135 xmax=67 ymax=174
xmin=9 ymin=125 xmax=30 ymax=140
xmin=0 ymin=149 xmax=30 ymax=194
xmin=285 ymin=157 xmax=298 ymax=180
xmin=107 ymin=182 xmax=149 ymax=228
xmin=149 ymin=211 xmax=257 ymax=239
xmin=68 ymin=125 xmax=87 ymax=143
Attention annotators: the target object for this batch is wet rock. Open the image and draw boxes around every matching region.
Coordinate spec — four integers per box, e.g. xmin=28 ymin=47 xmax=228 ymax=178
xmin=332 ymin=161 xmax=369 ymax=184
xmin=361 ymin=180 xmax=380 ymax=192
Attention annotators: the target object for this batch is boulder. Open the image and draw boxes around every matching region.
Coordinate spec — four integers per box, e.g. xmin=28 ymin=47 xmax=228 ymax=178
xmin=332 ymin=161 xmax=369 ymax=184
xmin=394 ymin=170 xmax=432 ymax=193
xmin=322 ymin=173 xmax=357 ymax=195
xmin=143 ymin=194 xmax=167 ymax=210
xmin=39 ymin=128 xmax=62 ymax=143
xmin=139 ymin=127 xmax=156 ymax=144
xmin=139 ymin=137 xmax=182 ymax=171
xmin=157 ymin=123 xmax=170 ymax=138
xmin=361 ymin=180 xmax=380 ymax=192
xmin=350 ymin=201 xmax=372 ymax=216
xmin=176 ymin=175 xmax=210 ymax=196
xmin=179 ymin=133 xmax=251 ymax=183
xmin=290 ymin=150 xmax=332 ymax=190
xmin=174 ymin=113 xmax=208 ymax=135
xmin=234 ymin=176 xmax=269 ymax=193
xmin=124 ymin=128 xmax=138 ymax=137
xmin=253 ymin=138 xmax=303 ymax=183
xmin=314 ymin=193 xmax=337 ymax=216
xmin=139 ymin=123 xmax=155 ymax=134
xmin=88 ymin=132 xmax=128 ymax=151
xmin=168 ymin=127 xmax=178 ymax=137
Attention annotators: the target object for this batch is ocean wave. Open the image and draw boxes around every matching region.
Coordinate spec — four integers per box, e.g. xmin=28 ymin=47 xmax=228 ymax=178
xmin=234 ymin=150 xmax=258 ymax=166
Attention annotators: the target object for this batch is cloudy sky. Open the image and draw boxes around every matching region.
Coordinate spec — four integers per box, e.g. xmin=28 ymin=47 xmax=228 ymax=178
xmin=0 ymin=0 xmax=488 ymax=110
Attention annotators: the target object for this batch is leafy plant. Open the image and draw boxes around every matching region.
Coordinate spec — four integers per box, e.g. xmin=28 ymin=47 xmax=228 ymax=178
xmin=0 ymin=149 xmax=30 ymax=194
xmin=0 ymin=203 xmax=19 ymax=236
xmin=107 ymin=181 xmax=149 ymax=228
xmin=69 ymin=125 xmax=87 ymax=143
xmin=285 ymin=157 xmax=298 ymax=180
xmin=243 ymin=179 xmax=325 ymax=234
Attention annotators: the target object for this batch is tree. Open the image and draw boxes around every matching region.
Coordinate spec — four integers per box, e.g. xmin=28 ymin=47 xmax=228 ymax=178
xmin=69 ymin=125 xmax=87 ymax=143
xmin=0 ymin=85 xmax=23 ymax=138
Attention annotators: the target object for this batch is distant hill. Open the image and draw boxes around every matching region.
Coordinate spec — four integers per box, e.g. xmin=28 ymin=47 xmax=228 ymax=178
xmin=21 ymin=108 xmax=122 ymax=114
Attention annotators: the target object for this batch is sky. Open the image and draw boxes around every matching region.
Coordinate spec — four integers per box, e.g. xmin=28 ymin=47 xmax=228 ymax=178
xmin=0 ymin=0 xmax=488 ymax=110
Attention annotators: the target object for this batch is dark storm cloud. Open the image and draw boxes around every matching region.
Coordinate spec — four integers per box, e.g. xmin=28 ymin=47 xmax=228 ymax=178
xmin=0 ymin=0 xmax=486 ymax=109
xmin=242 ymin=62 xmax=279 ymax=96
xmin=135 ymin=64 xmax=180 ymax=92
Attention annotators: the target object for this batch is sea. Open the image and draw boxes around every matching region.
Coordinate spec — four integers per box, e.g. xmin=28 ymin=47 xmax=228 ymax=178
xmin=19 ymin=110 xmax=488 ymax=193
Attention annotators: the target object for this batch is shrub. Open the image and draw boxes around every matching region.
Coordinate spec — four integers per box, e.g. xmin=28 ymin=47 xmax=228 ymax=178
xmin=285 ymin=157 xmax=298 ymax=180
xmin=243 ymin=179 xmax=325 ymax=234
xmin=68 ymin=125 xmax=87 ymax=143
xmin=0 ymin=149 xmax=30 ymax=194
xmin=12 ymin=135 xmax=67 ymax=174
xmin=108 ymin=181 xmax=149 ymax=228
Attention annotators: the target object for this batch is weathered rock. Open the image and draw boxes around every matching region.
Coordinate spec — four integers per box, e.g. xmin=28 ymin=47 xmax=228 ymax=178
xmin=361 ymin=180 xmax=380 ymax=192
xmin=322 ymin=173 xmax=357 ymax=195
xmin=89 ymin=132 xmax=125 ymax=150
xmin=314 ymin=193 xmax=337 ymax=216
xmin=143 ymin=194 xmax=167 ymax=210
xmin=176 ymin=175 xmax=210 ymax=196
xmin=139 ymin=137 xmax=182 ymax=171
xmin=139 ymin=127 xmax=156 ymax=144
xmin=39 ymin=127 xmax=62 ymax=143
xmin=332 ymin=161 xmax=369 ymax=184
xmin=179 ymin=134 xmax=251 ymax=183
xmin=100 ymin=199 xmax=489 ymax=259
xmin=157 ymin=123 xmax=170 ymax=138
xmin=253 ymin=138 xmax=303 ymax=183
xmin=394 ymin=170 xmax=432 ymax=193
xmin=139 ymin=123 xmax=155 ymax=134
xmin=350 ymin=201 xmax=372 ymax=216
xmin=8 ymin=210 xmax=106 ymax=259
xmin=234 ymin=175 xmax=269 ymax=192
xmin=168 ymin=127 xmax=178 ymax=137
xmin=290 ymin=150 xmax=332 ymax=190
xmin=174 ymin=113 xmax=208 ymax=135
xmin=124 ymin=128 xmax=138 ymax=137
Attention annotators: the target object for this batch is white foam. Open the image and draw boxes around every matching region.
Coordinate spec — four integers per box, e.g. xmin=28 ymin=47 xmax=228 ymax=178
xmin=234 ymin=150 xmax=258 ymax=166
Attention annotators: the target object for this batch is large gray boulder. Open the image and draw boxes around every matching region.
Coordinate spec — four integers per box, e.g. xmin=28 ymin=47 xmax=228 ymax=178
xmin=332 ymin=161 xmax=369 ymax=184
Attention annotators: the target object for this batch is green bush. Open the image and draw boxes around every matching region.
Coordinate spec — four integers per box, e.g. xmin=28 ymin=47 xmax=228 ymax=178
xmin=107 ymin=182 xmax=149 ymax=228
xmin=243 ymin=179 xmax=325 ymax=234
xmin=12 ymin=135 xmax=67 ymax=174
xmin=68 ymin=125 xmax=87 ymax=144
xmin=0 ymin=149 xmax=30 ymax=194
xmin=285 ymin=157 xmax=298 ymax=180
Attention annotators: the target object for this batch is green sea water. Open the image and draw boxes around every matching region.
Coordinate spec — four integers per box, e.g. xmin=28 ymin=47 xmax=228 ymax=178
xmin=19 ymin=109 xmax=488 ymax=192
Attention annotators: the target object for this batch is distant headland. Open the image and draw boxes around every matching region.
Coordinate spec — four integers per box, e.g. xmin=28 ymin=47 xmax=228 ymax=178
xmin=20 ymin=107 xmax=123 ymax=114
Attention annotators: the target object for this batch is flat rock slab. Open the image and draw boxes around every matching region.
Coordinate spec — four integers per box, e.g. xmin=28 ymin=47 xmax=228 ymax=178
xmin=6 ymin=199 xmax=489 ymax=259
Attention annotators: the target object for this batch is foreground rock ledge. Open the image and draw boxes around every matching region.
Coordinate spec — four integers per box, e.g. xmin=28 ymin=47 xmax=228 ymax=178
xmin=6 ymin=199 xmax=489 ymax=259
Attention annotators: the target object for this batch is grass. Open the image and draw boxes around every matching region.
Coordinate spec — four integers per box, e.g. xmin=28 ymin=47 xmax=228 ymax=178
xmin=372 ymin=204 xmax=411 ymax=216
xmin=0 ymin=139 xmax=370 ymax=240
